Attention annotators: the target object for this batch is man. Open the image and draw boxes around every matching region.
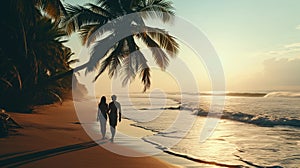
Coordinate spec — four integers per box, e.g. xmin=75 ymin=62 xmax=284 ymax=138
xmin=108 ymin=95 xmax=121 ymax=142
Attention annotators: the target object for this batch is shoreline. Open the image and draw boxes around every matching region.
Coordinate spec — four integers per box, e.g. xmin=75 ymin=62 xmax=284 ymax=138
xmin=0 ymin=101 xmax=179 ymax=168
xmin=126 ymin=115 xmax=244 ymax=168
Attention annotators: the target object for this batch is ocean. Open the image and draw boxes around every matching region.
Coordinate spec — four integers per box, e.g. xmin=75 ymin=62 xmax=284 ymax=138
xmin=76 ymin=91 xmax=300 ymax=167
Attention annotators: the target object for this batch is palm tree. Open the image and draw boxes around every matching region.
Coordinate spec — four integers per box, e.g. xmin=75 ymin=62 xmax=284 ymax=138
xmin=0 ymin=0 xmax=78 ymax=111
xmin=63 ymin=0 xmax=179 ymax=91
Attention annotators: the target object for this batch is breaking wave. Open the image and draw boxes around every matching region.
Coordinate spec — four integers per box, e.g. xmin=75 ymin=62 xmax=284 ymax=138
xmin=173 ymin=91 xmax=300 ymax=98
xmin=264 ymin=92 xmax=300 ymax=98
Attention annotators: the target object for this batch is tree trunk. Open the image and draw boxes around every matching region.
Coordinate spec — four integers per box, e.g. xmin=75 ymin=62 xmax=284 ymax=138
xmin=40 ymin=63 xmax=88 ymax=85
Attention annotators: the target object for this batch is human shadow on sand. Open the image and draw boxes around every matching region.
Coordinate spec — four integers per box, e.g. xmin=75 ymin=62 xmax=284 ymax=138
xmin=0 ymin=139 xmax=107 ymax=167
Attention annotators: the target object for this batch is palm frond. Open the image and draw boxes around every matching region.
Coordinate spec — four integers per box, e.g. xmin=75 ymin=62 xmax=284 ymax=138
xmin=135 ymin=49 xmax=151 ymax=92
xmin=96 ymin=0 xmax=124 ymax=16
xmin=138 ymin=0 xmax=175 ymax=22
xmin=65 ymin=21 xmax=76 ymax=35
xmin=41 ymin=0 xmax=67 ymax=21
xmin=121 ymin=36 xmax=151 ymax=88
xmin=31 ymin=50 xmax=39 ymax=84
xmin=94 ymin=39 xmax=126 ymax=81
xmin=86 ymin=3 xmax=112 ymax=18
xmin=121 ymin=54 xmax=136 ymax=87
xmin=12 ymin=65 xmax=22 ymax=90
xmin=129 ymin=0 xmax=142 ymax=8
xmin=67 ymin=59 xmax=79 ymax=65
xmin=108 ymin=55 xmax=121 ymax=78
xmin=19 ymin=17 xmax=28 ymax=57
xmin=42 ymin=0 xmax=59 ymax=18
xmin=108 ymin=40 xmax=126 ymax=78
xmin=49 ymin=90 xmax=63 ymax=103
xmin=141 ymin=26 xmax=179 ymax=56
xmin=125 ymin=35 xmax=139 ymax=69
xmin=86 ymin=35 xmax=115 ymax=74
xmin=138 ymin=33 xmax=169 ymax=70
xmin=36 ymin=17 xmax=67 ymax=40
xmin=0 ymin=78 xmax=13 ymax=88
xmin=79 ymin=23 xmax=114 ymax=46
xmin=63 ymin=4 xmax=108 ymax=35
xmin=94 ymin=55 xmax=112 ymax=81
xmin=63 ymin=48 xmax=75 ymax=62
xmin=79 ymin=24 xmax=100 ymax=45
xmin=140 ymin=66 xmax=151 ymax=92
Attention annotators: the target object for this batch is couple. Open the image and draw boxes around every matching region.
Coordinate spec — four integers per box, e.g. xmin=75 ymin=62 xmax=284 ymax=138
xmin=97 ymin=95 xmax=121 ymax=142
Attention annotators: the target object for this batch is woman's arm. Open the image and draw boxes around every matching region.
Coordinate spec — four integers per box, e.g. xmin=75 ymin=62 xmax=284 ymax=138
xmin=97 ymin=108 xmax=100 ymax=121
xmin=106 ymin=104 xmax=109 ymax=114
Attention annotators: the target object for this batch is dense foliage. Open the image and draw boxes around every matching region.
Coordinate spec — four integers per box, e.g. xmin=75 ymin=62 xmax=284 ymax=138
xmin=0 ymin=0 xmax=85 ymax=111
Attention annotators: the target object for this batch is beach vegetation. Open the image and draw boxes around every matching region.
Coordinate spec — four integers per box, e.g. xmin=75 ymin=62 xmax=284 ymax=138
xmin=0 ymin=0 xmax=86 ymax=112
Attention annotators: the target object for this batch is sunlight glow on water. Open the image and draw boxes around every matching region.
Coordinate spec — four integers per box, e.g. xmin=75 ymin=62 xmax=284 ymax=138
xmin=75 ymin=92 xmax=300 ymax=167
xmin=121 ymin=93 xmax=300 ymax=167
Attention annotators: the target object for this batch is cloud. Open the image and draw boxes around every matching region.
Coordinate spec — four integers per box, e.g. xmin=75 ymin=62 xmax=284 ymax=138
xmin=284 ymin=43 xmax=300 ymax=49
xmin=261 ymin=42 xmax=300 ymax=57
xmin=262 ymin=58 xmax=300 ymax=86
xmin=296 ymin=25 xmax=300 ymax=30
xmin=233 ymin=41 xmax=300 ymax=90
xmin=230 ymin=58 xmax=300 ymax=90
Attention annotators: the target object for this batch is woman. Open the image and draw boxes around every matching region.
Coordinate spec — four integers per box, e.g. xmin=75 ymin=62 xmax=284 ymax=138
xmin=97 ymin=96 xmax=108 ymax=139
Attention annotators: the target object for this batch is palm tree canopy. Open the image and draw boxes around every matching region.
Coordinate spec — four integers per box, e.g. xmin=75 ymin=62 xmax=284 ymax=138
xmin=63 ymin=0 xmax=179 ymax=92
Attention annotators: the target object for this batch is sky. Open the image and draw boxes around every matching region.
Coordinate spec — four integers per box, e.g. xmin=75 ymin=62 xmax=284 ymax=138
xmin=64 ymin=0 xmax=300 ymax=94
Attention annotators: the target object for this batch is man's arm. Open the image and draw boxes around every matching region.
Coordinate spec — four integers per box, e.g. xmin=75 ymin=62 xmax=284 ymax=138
xmin=118 ymin=102 xmax=121 ymax=122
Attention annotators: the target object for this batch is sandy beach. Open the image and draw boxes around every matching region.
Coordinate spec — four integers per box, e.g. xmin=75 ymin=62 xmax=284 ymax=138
xmin=0 ymin=101 xmax=178 ymax=168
